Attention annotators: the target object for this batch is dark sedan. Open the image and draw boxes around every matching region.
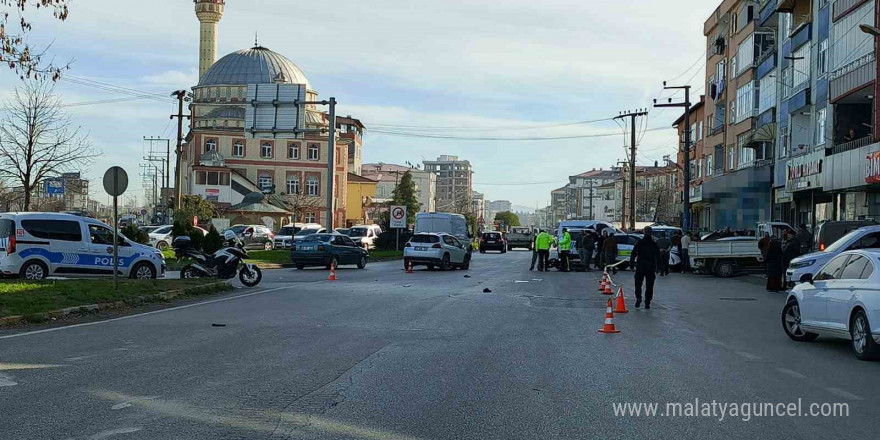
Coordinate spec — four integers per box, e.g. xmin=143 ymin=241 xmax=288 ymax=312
xmin=290 ymin=233 xmax=368 ymax=270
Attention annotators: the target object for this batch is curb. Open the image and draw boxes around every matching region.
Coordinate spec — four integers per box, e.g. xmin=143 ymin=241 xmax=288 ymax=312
xmin=0 ymin=281 xmax=231 ymax=327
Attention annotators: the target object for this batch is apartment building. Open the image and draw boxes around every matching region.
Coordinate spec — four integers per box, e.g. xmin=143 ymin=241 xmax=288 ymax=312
xmin=673 ymin=96 xmax=708 ymax=228
xmin=700 ymin=0 xmax=777 ymax=230
xmin=423 ymin=155 xmax=474 ymax=213
xmin=361 ymin=163 xmax=437 ymax=213
xmin=566 ymin=169 xmax=620 ymax=220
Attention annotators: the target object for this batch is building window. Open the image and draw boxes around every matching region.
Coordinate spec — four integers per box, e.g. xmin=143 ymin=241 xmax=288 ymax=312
xmin=706 ymin=155 xmax=714 ymax=176
xmin=696 ymin=121 xmax=703 ymax=141
xmin=818 ymin=39 xmax=828 ymax=76
xmin=758 ymin=69 xmax=776 ymax=114
xmin=287 ymin=176 xmax=300 ymax=195
xmin=260 ymin=142 xmax=273 ymax=158
xmin=728 ymin=147 xmax=736 ymax=171
xmin=233 ymin=141 xmax=244 ymax=157
xmin=258 ymin=173 xmax=273 ymax=191
xmin=205 ymin=139 xmax=217 ymax=153
xmin=697 ymin=160 xmax=703 ymax=179
xmin=306 ymin=176 xmax=319 ymax=196
xmin=735 ymin=34 xmax=754 ymax=76
xmin=791 ymin=44 xmax=810 ymax=92
xmin=196 ymin=171 xmax=230 ymax=186
xmin=731 ymin=13 xmax=738 ymax=35
xmin=288 ymin=143 xmax=300 ymax=159
xmin=815 ymin=107 xmax=827 ymax=146
xmin=734 ymin=81 xmax=756 ymax=123
xmin=779 ymin=126 xmax=790 ymax=158
xmin=308 ymin=143 xmax=319 ymax=161
xmin=305 ymin=212 xmax=317 ymax=223
xmin=237 ymin=88 xmax=244 ymax=100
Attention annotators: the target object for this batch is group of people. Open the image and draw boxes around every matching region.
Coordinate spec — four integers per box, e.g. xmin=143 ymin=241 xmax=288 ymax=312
xmin=760 ymin=224 xmax=813 ymax=292
xmin=528 ymin=228 xmax=622 ymax=273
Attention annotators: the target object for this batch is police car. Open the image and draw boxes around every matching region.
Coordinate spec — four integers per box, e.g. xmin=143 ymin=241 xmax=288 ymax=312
xmin=0 ymin=213 xmax=165 ymax=280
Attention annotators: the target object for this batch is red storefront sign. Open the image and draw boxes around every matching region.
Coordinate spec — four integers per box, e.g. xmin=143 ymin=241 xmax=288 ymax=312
xmin=867 ymin=152 xmax=880 ymax=184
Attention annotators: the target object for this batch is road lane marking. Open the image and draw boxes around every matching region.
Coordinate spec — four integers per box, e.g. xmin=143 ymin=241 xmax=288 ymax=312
xmin=776 ymin=368 xmax=807 ymax=379
xmin=0 ymin=284 xmax=305 ymax=341
xmin=826 ymin=387 xmax=864 ymax=401
xmin=0 ymin=373 xmax=17 ymax=387
xmin=0 ymin=362 xmax=63 ymax=370
xmin=87 ymin=427 xmax=142 ymax=439
xmin=734 ymin=351 xmax=762 ymax=361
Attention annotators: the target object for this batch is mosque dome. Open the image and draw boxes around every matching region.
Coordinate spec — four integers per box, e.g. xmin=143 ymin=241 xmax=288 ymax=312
xmin=198 ymin=46 xmax=311 ymax=89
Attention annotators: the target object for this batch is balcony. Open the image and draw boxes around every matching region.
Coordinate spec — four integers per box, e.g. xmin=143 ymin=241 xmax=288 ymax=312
xmin=734 ymin=108 xmax=759 ymax=125
xmin=759 ymin=0 xmax=778 ymax=27
xmin=790 ymin=22 xmax=812 ymax=50
xmin=830 ymin=53 xmax=875 ymax=102
xmin=830 ymin=135 xmax=873 ymax=155
xmin=833 ymin=0 xmax=871 ymax=21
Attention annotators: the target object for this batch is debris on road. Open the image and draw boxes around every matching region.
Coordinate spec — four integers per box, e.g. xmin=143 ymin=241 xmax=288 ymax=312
xmin=464 ymin=275 xmax=471 ymax=278
xmin=483 ymin=288 xmax=492 ymax=293
xmin=212 ymin=323 xmax=226 ymax=327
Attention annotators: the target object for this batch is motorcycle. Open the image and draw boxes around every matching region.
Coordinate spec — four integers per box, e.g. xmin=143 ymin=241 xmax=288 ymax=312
xmin=172 ymin=231 xmax=263 ymax=287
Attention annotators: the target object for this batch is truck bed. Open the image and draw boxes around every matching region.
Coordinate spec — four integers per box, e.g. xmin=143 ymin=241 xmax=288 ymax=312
xmin=689 ymin=239 xmax=761 ymax=259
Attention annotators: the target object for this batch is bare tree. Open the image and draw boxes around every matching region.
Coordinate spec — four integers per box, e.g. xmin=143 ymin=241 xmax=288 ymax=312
xmin=1 ymin=0 xmax=72 ymax=80
xmin=0 ymin=80 xmax=97 ymax=211
xmin=285 ymin=191 xmax=323 ymax=223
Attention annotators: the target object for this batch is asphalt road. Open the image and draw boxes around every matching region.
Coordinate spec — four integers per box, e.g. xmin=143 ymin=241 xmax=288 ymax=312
xmin=1 ymin=251 xmax=877 ymax=439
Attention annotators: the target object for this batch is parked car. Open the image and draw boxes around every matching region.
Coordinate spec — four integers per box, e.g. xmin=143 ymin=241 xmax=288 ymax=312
xmin=290 ymin=233 xmax=368 ymax=270
xmin=348 ymin=224 xmax=383 ymax=249
xmin=273 ymin=223 xmax=323 ymax=249
xmin=149 ymin=225 xmax=208 ymax=250
xmin=480 ymin=231 xmax=507 ymax=253
xmin=814 ymin=220 xmax=878 ymax=252
xmin=335 ymin=228 xmax=351 ymax=236
xmin=139 ymin=225 xmax=161 ymax=234
xmin=404 ymin=232 xmax=470 ymax=271
xmin=506 ymin=227 xmax=535 ymax=250
xmin=225 ymin=225 xmax=275 ymax=251
xmin=782 ymin=249 xmax=880 ymax=361
xmin=293 ymin=227 xmax=327 ymax=242
xmin=0 ymin=212 xmax=165 ymax=280
xmin=788 ymin=225 xmax=880 ymax=285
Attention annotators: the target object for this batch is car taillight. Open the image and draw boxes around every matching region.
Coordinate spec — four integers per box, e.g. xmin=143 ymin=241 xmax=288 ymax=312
xmin=318 ymin=245 xmax=325 ymax=251
xmin=8 ymin=235 xmax=15 ymax=254
xmin=819 ymin=242 xmax=825 ymax=251
xmin=432 ymin=243 xmax=442 ymax=249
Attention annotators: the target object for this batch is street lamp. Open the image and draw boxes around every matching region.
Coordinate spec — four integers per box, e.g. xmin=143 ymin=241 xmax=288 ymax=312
xmin=860 ymin=24 xmax=880 ymax=37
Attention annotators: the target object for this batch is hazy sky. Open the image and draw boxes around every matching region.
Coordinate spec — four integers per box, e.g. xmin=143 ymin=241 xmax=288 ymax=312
xmin=0 ymin=0 xmax=719 ymax=209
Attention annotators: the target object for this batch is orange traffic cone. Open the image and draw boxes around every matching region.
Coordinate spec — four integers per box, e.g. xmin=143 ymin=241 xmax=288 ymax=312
xmin=603 ymin=281 xmax=614 ymax=295
xmin=598 ymin=298 xmax=621 ymax=333
xmin=613 ymin=286 xmax=629 ymax=314
xmin=328 ymin=262 xmax=337 ymax=281
xmin=407 ymin=260 xmax=414 ymax=273
xmin=598 ymin=273 xmax=608 ymax=291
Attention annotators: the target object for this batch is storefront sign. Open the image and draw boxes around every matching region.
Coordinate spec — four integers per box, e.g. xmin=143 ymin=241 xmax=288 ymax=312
xmin=866 ymin=151 xmax=880 ymax=183
xmin=786 ymin=152 xmax=824 ymax=192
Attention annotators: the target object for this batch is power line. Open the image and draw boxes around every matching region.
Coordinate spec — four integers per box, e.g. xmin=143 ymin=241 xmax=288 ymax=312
xmin=365 ymin=117 xmax=617 ymax=132
xmin=366 ymin=126 xmax=671 ymax=141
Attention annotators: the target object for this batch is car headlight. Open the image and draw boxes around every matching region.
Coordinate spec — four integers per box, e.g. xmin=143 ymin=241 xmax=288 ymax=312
xmin=789 ymin=259 xmax=816 ymax=269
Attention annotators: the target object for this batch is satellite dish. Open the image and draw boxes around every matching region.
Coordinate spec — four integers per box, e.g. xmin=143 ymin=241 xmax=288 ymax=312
xmin=241 ymin=192 xmax=265 ymax=206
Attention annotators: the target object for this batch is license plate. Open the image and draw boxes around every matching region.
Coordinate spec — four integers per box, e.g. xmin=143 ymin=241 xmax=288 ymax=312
xmin=415 ymin=246 xmax=428 ymax=251
xmin=487 ymin=240 xmax=496 ymax=243
xmin=300 ymin=246 xmax=314 ymax=251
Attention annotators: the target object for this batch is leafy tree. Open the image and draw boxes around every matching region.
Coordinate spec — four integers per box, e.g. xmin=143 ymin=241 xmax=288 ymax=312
xmin=494 ymin=211 xmax=521 ymax=228
xmin=391 ymin=171 xmax=421 ymax=227
xmin=174 ymin=195 xmax=215 ymax=225
xmin=1 ymin=0 xmax=71 ymax=80
xmin=0 ymin=81 xmax=96 ymax=210
xmin=121 ymin=224 xmax=148 ymax=245
xmin=202 ymin=225 xmax=224 ymax=254
xmin=171 ymin=219 xmax=204 ymax=251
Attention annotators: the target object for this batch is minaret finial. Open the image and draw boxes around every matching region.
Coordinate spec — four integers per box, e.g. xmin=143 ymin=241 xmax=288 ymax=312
xmin=255 ymin=32 xmax=259 ymax=47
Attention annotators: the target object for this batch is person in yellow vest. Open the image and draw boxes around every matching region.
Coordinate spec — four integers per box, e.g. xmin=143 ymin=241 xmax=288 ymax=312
xmin=558 ymin=228 xmax=572 ymax=272
xmin=535 ymin=229 xmax=553 ymax=272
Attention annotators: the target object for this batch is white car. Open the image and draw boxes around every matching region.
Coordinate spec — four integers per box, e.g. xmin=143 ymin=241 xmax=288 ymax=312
xmin=149 ymin=225 xmax=208 ymax=250
xmin=782 ymin=249 xmax=880 ymax=361
xmin=348 ymin=225 xmax=383 ymax=249
xmin=0 ymin=212 xmax=165 ymax=280
xmin=293 ymin=228 xmax=326 ymax=242
xmin=404 ymin=232 xmax=470 ymax=271
xmin=787 ymin=225 xmax=880 ymax=285
xmin=274 ymin=223 xmax=323 ymax=249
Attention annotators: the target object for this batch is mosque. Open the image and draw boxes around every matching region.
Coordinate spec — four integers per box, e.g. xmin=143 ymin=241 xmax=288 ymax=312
xmin=182 ymin=0 xmax=364 ymax=229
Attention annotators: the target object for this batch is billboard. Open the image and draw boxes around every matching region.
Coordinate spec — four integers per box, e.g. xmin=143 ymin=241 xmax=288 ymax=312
xmin=244 ymin=83 xmax=308 ymax=139
xmin=45 ymin=178 xmax=65 ymax=196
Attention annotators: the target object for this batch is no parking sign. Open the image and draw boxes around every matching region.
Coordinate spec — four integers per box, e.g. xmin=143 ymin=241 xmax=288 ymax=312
xmin=390 ymin=206 xmax=407 ymax=229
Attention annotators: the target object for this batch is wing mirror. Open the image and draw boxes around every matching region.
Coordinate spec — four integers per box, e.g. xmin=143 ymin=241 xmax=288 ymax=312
xmin=799 ymin=273 xmax=814 ymax=285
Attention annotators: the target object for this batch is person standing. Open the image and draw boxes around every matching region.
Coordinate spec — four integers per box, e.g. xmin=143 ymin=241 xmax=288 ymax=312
xmin=535 ymin=229 xmax=552 ymax=272
xmin=596 ymin=230 xmax=607 ymax=269
xmin=783 ymin=230 xmax=801 ymax=274
xmin=656 ymin=233 xmax=671 ymax=276
xmin=630 ymin=226 xmax=662 ymax=309
xmin=680 ymin=232 xmax=693 ymax=273
xmin=529 ymin=231 xmax=539 ymax=271
xmin=765 ymin=238 xmax=785 ymax=292
xmin=797 ymin=224 xmax=813 ymax=254
xmin=558 ymin=228 xmax=572 ymax=272
xmin=579 ymin=231 xmax=595 ymax=271
xmin=603 ymin=232 xmax=619 ymax=274
xmin=758 ymin=232 xmax=771 ymax=259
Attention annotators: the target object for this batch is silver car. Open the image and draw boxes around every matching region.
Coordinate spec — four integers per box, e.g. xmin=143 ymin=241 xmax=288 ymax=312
xmin=788 ymin=226 xmax=880 ymax=285
xmin=404 ymin=233 xmax=470 ymax=271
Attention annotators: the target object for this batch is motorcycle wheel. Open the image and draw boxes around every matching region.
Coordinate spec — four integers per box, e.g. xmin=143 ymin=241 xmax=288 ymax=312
xmin=181 ymin=265 xmax=202 ymax=279
xmin=239 ymin=266 xmax=262 ymax=287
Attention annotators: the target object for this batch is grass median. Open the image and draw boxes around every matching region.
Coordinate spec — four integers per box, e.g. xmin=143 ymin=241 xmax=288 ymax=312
xmin=0 ymin=279 xmax=232 ymax=321
xmin=369 ymin=250 xmax=403 ymax=261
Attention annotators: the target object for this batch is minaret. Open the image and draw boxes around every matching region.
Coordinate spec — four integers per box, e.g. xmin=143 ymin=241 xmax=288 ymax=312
xmin=195 ymin=0 xmax=225 ymax=80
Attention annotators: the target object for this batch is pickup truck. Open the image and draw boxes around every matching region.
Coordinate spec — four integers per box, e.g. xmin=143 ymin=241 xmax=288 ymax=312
xmin=506 ymin=227 xmax=535 ymax=250
xmin=689 ymin=222 xmax=795 ymax=277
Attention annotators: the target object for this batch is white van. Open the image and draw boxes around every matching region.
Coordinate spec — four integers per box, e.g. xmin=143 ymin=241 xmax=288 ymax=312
xmin=0 ymin=213 xmax=166 ymax=280
xmin=348 ymin=224 xmax=383 ymax=249
xmin=556 ymin=220 xmax=617 ymax=241
xmin=415 ymin=213 xmax=472 ymax=251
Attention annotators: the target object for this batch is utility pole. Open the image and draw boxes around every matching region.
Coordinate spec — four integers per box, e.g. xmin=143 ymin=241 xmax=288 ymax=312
xmin=617 ymin=160 xmax=628 ymax=229
xmin=614 ymin=109 xmax=648 ymax=231
xmin=654 ymin=83 xmax=692 ymax=232
xmin=170 ymin=90 xmax=190 ymax=211
xmin=144 ymin=136 xmax=172 ymax=191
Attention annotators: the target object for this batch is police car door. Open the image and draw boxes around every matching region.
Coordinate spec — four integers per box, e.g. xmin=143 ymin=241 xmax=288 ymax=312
xmin=18 ymin=218 xmax=88 ymax=275
xmin=86 ymin=224 xmax=135 ymax=275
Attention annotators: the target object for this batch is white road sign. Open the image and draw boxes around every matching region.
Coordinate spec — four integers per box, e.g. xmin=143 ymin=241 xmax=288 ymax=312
xmin=390 ymin=205 xmax=407 ymax=229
